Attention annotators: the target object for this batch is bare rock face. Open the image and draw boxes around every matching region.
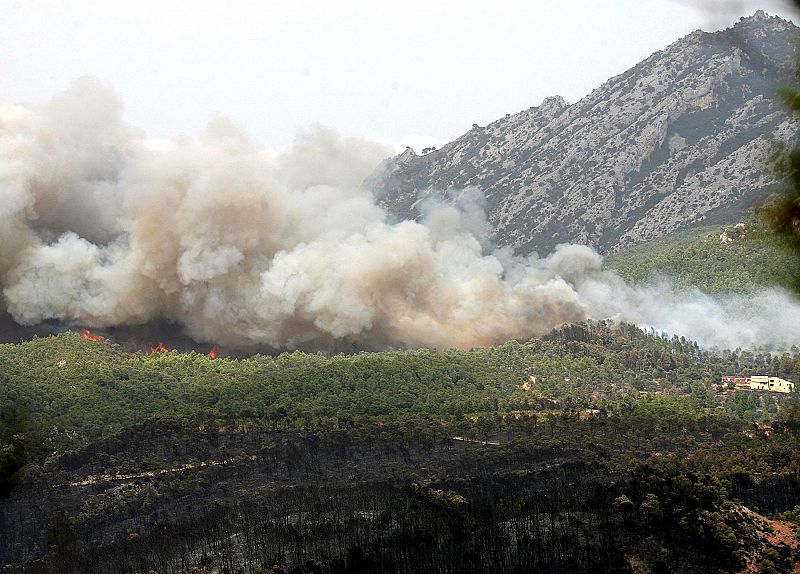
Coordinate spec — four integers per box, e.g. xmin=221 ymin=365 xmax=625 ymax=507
xmin=368 ymin=12 xmax=800 ymax=254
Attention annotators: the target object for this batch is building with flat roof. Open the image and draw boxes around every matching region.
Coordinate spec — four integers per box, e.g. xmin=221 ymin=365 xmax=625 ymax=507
xmin=722 ymin=376 xmax=795 ymax=394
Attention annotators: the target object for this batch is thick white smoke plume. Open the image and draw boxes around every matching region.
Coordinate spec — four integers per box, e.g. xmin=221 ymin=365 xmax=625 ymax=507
xmin=1 ymin=77 xmax=799 ymax=351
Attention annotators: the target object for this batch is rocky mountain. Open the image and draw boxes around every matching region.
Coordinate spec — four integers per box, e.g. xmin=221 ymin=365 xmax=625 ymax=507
xmin=368 ymin=11 xmax=800 ymax=254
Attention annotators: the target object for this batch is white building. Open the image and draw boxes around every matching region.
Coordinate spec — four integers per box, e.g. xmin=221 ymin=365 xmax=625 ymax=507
xmin=723 ymin=375 xmax=795 ymax=394
xmin=748 ymin=376 xmax=794 ymax=393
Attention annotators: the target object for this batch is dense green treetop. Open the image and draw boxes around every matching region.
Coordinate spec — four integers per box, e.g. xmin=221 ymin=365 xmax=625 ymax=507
xmin=2 ymin=324 xmax=797 ymax=453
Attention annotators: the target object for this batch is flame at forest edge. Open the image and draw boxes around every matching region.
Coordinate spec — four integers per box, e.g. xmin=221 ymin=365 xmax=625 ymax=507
xmin=81 ymin=328 xmax=104 ymax=343
xmin=81 ymin=328 xmax=218 ymax=358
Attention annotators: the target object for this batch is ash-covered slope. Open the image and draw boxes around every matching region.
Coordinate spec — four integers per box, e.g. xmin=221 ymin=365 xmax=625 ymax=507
xmin=369 ymin=11 xmax=800 ymax=254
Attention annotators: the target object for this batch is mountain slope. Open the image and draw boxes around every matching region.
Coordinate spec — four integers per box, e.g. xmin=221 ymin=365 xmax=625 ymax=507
xmin=369 ymin=11 xmax=800 ymax=255
xmin=604 ymin=218 xmax=800 ymax=294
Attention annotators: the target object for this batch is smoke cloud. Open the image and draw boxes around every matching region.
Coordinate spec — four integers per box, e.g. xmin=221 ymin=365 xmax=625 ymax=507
xmin=2 ymin=77 xmax=799 ymax=351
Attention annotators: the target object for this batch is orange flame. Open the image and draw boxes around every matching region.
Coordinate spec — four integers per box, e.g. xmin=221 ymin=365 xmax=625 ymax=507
xmin=209 ymin=345 xmax=218 ymax=359
xmin=82 ymin=328 xmax=104 ymax=342
xmin=145 ymin=341 xmax=170 ymax=354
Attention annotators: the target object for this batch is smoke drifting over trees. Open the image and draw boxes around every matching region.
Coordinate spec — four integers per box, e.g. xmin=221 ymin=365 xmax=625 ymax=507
xmin=1 ymin=77 xmax=799 ymax=351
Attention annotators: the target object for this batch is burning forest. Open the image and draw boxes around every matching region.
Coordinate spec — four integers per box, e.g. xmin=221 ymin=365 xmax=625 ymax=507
xmin=4 ymin=6 xmax=800 ymax=574
xmin=1 ymin=78 xmax=800 ymax=353
xmin=80 ymin=326 xmax=219 ymax=357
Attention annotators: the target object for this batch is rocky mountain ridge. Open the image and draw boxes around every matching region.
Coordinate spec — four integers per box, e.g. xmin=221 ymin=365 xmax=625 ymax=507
xmin=368 ymin=11 xmax=800 ymax=254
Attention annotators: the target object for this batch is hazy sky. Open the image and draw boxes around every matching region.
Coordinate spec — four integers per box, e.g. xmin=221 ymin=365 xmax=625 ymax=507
xmin=1 ymin=0 xmax=797 ymax=152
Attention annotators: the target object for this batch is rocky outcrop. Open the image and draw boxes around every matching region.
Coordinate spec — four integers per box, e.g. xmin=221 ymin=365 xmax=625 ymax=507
xmin=369 ymin=12 xmax=799 ymax=254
